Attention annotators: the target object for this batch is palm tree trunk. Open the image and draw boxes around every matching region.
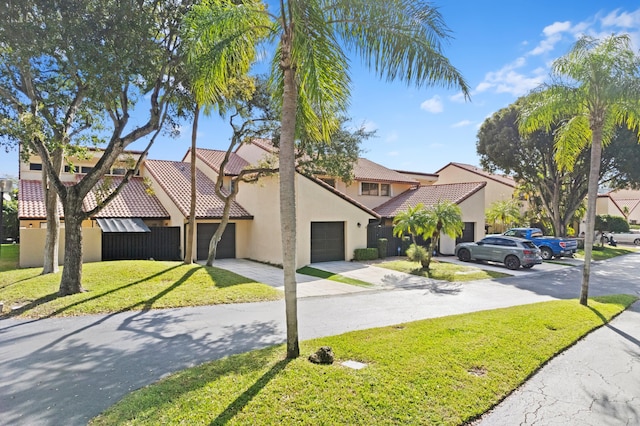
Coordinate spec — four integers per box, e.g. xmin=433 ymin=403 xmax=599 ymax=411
xmin=280 ymin=42 xmax=300 ymax=359
xmin=580 ymin=128 xmax=603 ymax=305
xmin=184 ymin=105 xmax=200 ymax=265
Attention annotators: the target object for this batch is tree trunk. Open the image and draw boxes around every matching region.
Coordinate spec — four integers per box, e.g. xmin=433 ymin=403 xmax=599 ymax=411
xmin=41 ymin=150 xmax=63 ymax=274
xmin=58 ymin=194 xmax=85 ymax=296
xmin=184 ymin=105 xmax=200 ymax=265
xmin=422 ymin=232 xmax=440 ymax=270
xmin=280 ymin=40 xmax=300 ymax=359
xmin=580 ymin=129 xmax=604 ymax=306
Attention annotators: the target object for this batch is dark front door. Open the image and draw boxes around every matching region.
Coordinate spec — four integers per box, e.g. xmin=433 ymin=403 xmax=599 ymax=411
xmin=311 ymin=222 xmax=345 ymax=263
xmin=197 ymin=223 xmax=236 ymax=260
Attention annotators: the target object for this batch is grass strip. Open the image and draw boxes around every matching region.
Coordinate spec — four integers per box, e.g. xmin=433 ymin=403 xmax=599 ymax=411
xmin=91 ymin=295 xmax=636 ymax=425
xmin=0 ymin=260 xmax=282 ymax=318
xmin=575 ymin=246 xmax=635 ymax=261
xmin=297 ymin=266 xmax=373 ymax=287
xmin=378 ymin=259 xmax=510 ymax=281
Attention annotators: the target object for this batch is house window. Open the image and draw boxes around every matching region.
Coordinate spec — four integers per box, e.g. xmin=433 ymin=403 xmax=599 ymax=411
xmin=361 ymin=182 xmax=379 ymax=196
xmin=29 ymin=163 xmax=43 ymax=171
xmin=380 ymin=183 xmax=390 ymax=196
xmin=111 ymin=168 xmax=126 ymax=175
xmin=81 ymin=166 xmax=93 ymax=174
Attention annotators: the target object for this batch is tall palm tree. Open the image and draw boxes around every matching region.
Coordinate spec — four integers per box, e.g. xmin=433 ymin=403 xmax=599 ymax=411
xmin=186 ymin=0 xmax=469 ymax=358
xmin=519 ymin=34 xmax=640 ymax=306
xmin=421 ymin=200 xmax=463 ymax=269
xmin=393 ymin=203 xmax=428 ymax=245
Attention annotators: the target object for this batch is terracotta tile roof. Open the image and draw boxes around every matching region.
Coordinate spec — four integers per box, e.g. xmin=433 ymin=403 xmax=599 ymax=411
xmin=374 ymin=182 xmax=486 ymax=218
xmin=83 ymin=176 xmax=169 ymax=218
xmin=18 ymin=177 xmax=169 ymax=219
xmin=18 ymin=180 xmax=65 ymax=219
xmin=353 ymin=158 xmax=419 ymax=184
xmin=188 ymin=148 xmax=250 ymax=175
xmin=145 ymin=160 xmax=252 ymax=219
xmin=435 ymin=162 xmax=516 ymax=188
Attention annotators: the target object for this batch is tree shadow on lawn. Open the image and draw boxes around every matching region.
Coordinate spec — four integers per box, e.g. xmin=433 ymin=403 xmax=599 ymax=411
xmin=4 ymin=264 xmax=185 ymax=319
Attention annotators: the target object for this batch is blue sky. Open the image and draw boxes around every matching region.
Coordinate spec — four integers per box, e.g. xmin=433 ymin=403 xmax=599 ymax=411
xmin=2 ymin=1 xmax=640 ymax=178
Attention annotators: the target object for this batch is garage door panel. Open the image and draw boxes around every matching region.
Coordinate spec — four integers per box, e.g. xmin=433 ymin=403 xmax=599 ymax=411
xmin=197 ymin=223 xmax=236 ymax=260
xmin=311 ymin=222 xmax=344 ymax=263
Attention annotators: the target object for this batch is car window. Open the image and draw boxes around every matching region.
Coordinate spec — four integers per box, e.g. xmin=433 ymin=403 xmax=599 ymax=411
xmin=481 ymin=237 xmax=498 ymax=245
xmin=503 ymin=230 xmax=517 ymax=237
xmin=500 ymin=239 xmax=517 ymax=247
xmin=521 ymin=241 xmax=537 ymax=249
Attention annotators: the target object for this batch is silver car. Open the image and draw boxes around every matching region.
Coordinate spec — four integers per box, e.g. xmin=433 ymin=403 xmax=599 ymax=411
xmin=455 ymin=235 xmax=543 ymax=270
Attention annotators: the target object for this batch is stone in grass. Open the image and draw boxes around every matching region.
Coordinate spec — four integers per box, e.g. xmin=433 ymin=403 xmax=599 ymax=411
xmin=308 ymin=346 xmax=335 ymax=365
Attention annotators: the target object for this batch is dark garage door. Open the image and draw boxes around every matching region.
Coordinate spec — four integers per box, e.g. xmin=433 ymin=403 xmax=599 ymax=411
xmin=102 ymin=227 xmax=180 ymax=261
xmin=197 ymin=223 xmax=236 ymax=260
xmin=456 ymin=222 xmax=475 ymax=245
xmin=311 ymin=222 xmax=345 ymax=263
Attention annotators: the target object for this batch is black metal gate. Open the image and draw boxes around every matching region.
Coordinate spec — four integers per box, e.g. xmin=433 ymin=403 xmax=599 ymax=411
xmin=102 ymin=227 xmax=180 ymax=261
xmin=367 ymin=224 xmax=434 ymax=257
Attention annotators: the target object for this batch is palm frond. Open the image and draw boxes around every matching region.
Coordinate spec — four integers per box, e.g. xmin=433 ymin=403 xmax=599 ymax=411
xmin=183 ymin=0 xmax=272 ymax=105
xmin=325 ymin=0 xmax=469 ymax=97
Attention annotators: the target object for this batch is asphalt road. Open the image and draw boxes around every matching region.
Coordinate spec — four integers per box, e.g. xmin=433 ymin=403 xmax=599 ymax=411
xmin=1 ymin=253 xmax=639 ymax=425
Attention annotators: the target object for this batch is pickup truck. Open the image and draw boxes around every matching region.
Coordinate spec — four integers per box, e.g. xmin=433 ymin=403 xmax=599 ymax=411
xmin=502 ymin=228 xmax=578 ymax=260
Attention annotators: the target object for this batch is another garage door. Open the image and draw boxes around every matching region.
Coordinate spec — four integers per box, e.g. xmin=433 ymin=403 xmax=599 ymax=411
xmin=311 ymin=222 xmax=345 ymax=263
xmin=197 ymin=223 xmax=236 ymax=260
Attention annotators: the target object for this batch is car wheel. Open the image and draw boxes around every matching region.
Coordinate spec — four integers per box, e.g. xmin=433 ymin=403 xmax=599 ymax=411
xmin=522 ymin=264 xmax=534 ymax=269
xmin=505 ymin=255 xmax=521 ymax=270
xmin=458 ymin=248 xmax=471 ymax=262
xmin=634 ymin=238 xmax=640 ymax=246
xmin=540 ymin=247 xmax=553 ymax=260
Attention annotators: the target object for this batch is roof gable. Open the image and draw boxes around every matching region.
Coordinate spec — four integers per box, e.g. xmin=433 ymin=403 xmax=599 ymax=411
xmin=145 ymin=160 xmax=252 ymax=219
xmin=353 ymin=158 xmax=419 ymax=184
xmin=188 ymin=148 xmax=250 ymax=176
xmin=435 ymin=162 xmax=516 ymax=188
xmin=374 ymin=182 xmax=486 ymax=218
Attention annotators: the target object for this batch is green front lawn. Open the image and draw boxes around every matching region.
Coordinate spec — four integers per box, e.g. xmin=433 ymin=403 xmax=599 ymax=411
xmin=0 ymin=259 xmax=282 ymax=318
xmin=296 ymin=266 xmax=373 ymax=287
xmin=0 ymin=244 xmax=19 ymax=272
xmin=377 ymin=259 xmax=510 ymax=281
xmin=91 ymin=295 xmax=636 ymax=425
xmin=576 ymin=245 xmax=635 ymax=261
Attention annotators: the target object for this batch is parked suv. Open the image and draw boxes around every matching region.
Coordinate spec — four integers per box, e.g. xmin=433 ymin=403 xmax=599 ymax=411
xmin=455 ymin=235 xmax=543 ymax=270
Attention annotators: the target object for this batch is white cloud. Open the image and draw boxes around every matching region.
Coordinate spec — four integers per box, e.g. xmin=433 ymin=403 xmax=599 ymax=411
xmin=362 ymin=120 xmax=378 ymax=132
xmin=451 ymin=120 xmax=473 ymax=128
xmin=420 ymin=95 xmax=443 ymax=113
xmin=528 ymin=23 xmax=569 ymax=55
xmin=387 ymin=151 xmax=399 ymax=157
xmin=601 ymin=8 xmax=640 ymax=28
xmin=476 ymin=58 xmax=545 ymax=96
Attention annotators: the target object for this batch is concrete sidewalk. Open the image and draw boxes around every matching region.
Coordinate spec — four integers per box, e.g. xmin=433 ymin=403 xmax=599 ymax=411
xmin=476 ymin=301 xmax=640 ymax=425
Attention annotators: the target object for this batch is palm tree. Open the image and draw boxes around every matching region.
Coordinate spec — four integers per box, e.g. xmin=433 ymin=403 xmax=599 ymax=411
xmin=486 ymin=199 xmax=521 ymax=233
xmin=186 ymin=0 xmax=470 ymax=358
xmin=421 ymin=200 xmax=463 ymax=270
xmin=393 ymin=203 xmax=428 ymax=245
xmin=519 ymin=34 xmax=640 ymax=306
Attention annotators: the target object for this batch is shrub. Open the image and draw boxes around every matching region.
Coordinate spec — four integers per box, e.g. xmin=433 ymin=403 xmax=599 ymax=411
xmin=596 ymin=215 xmax=629 ymax=233
xmin=377 ymin=238 xmax=388 ymax=259
xmin=353 ymin=248 xmax=379 ymax=261
xmin=406 ymin=243 xmax=428 ymax=264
